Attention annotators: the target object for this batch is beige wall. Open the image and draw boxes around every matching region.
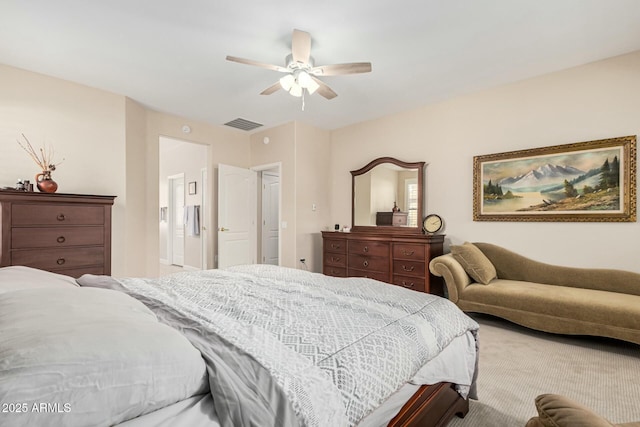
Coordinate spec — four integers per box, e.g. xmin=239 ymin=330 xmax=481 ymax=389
xmin=331 ymin=51 xmax=640 ymax=273
xmin=124 ymin=98 xmax=148 ymax=276
xmin=249 ymin=121 xmax=331 ymax=272
xmin=0 ymin=64 xmax=129 ymax=276
xmin=250 ymin=123 xmax=297 ymax=267
xmin=1 ymin=63 xmax=250 ymax=277
xmin=4 ymin=49 xmax=638 ymax=277
xmin=294 ymin=122 xmax=331 ymax=273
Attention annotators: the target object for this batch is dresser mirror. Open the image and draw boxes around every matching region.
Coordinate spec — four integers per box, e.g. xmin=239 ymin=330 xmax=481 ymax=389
xmin=351 ymin=157 xmax=425 ymax=234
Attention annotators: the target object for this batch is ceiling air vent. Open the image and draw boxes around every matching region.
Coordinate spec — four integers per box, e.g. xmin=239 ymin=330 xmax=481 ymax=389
xmin=224 ymin=118 xmax=263 ymax=131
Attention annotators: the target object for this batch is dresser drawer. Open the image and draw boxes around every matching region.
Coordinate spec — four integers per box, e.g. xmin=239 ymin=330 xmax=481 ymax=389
xmin=12 ymin=226 xmax=104 ymax=249
xmin=393 ymin=260 xmax=425 ymax=278
xmin=324 ymin=266 xmax=347 ymax=277
xmin=12 ymin=204 xmax=104 ymax=226
xmin=349 ymin=253 xmax=388 ymax=273
xmin=324 ymin=238 xmax=347 ymax=254
xmin=348 ymin=268 xmax=390 ymax=283
xmin=393 ymin=243 xmax=425 ymax=261
xmin=348 ymin=240 xmax=389 ymax=257
xmin=324 ymin=252 xmax=346 ymax=267
xmin=12 ymin=247 xmax=104 ymax=271
xmin=392 ymin=275 xmax=426 ymax=292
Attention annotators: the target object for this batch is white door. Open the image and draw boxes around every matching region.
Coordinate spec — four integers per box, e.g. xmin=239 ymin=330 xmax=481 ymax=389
xmin=261 ymin=172 xmax=280 ymax=265
xmin=218 ymin=164 xmax=257 ymax=269
xmin=169 ymin=175 xmax=185 ymax=266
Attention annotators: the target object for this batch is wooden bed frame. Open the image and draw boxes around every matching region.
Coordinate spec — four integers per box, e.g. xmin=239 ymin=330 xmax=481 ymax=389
xmin=389 ymin=382 xmax=469 ymax=427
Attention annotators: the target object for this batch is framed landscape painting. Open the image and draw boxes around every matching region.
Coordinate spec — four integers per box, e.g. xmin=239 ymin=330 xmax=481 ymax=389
xmin=473 ymin=135 xmax=636 ymax=222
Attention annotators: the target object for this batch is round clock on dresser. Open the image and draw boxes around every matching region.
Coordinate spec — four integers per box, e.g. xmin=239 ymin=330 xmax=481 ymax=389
xmin=423 ymin=214 xmax=443 ymax=234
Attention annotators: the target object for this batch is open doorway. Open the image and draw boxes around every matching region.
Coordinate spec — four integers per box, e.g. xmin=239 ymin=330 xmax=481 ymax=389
xmin=159 ymin=136 xmax=209 ymax=274
xmin=254 ymin=163 xmax=281 ymax=266
xmin=260 ymin=169 xmax=280 ymax=265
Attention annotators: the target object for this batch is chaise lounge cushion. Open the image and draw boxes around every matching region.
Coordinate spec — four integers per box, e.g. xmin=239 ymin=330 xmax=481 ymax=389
xmin=526 ymin=393 xmax=640 ymax=427
xmin=429 ymin=243 xmax=640 ymax=345
xmin=450 ymin=242 xmax=497 ymax=285
xmin=461 ymin=280 xmax=640 ymax=337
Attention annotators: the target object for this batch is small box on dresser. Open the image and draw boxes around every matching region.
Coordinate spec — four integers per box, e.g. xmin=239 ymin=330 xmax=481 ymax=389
xmin=0 ymin=191 xmax=116 ymax=278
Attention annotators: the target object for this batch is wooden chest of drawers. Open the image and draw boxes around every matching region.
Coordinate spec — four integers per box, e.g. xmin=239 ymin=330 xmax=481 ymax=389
xmin=322 ymin=231 xmax=445 ymax=295
xmin=0 ymin=191 xmax=115 ymax=278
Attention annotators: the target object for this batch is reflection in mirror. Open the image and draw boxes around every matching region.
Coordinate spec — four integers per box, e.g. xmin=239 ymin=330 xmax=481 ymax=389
xmin=354 ymin=165 xmax=419 ymax=227
xmin=351 ymin=157 xmax=425 ymax=235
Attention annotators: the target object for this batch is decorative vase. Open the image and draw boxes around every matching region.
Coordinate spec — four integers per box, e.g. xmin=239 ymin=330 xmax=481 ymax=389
xmin=35 ymin=170 xmax=58 ymax=193
xmin=392 ymin=201 xmax=400 ymax=212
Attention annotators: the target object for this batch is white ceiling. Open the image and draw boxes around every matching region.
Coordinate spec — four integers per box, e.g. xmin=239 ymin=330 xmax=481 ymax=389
xmin=2 ymin=0 xmax=640 ymax=132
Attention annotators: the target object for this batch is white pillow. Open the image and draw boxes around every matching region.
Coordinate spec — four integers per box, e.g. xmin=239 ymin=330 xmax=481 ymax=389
xmin=0 ymin=287 xmax=209 ymax=427
xmin=0 ymin=266 xmax=78 ymax=294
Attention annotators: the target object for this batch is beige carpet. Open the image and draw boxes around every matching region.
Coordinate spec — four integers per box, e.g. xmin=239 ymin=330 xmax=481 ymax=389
xmin=448 ymin=313 xmax=640 ymax=426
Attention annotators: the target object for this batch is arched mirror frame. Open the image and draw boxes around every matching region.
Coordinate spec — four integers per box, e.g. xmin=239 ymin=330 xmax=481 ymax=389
xmin=351 ymin=157 xmax=425 ymax=234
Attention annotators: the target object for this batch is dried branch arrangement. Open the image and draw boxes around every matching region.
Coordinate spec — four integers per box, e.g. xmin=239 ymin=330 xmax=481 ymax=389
xmin=17 ymin=133 xmax=64 ymax=171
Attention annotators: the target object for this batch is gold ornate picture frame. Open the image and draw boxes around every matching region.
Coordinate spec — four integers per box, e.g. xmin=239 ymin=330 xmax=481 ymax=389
xmin=473 ymin=135 xmax=636 ymax=222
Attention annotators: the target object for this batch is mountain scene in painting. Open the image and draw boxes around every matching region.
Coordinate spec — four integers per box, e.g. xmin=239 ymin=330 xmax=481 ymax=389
xmin=482 ymin=148 xmax=622 ymax=213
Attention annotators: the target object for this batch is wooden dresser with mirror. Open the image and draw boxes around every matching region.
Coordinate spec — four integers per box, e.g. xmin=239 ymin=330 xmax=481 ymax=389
xmin=322 ymin=157 xmax=445 ymax=296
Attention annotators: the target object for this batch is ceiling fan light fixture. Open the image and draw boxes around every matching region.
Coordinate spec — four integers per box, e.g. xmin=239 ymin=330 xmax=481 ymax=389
xmin=289 ymin=83 xmax=303 ymax=97
xmin=305 ymin=78 xmax=319 ymax=95
xmin=297 ymin=71 xmax=313 ymax=87
xmin=227 ymin=29 xmax=371 ymax=102
xmin=279 ymin=74 xmax=295 ymax=91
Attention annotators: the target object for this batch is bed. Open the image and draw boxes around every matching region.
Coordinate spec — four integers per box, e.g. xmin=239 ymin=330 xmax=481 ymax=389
xmin=0 ymin=264 xmax=479 ymax=427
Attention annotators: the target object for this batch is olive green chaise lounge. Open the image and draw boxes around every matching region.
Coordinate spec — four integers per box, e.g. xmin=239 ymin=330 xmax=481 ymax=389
xmin=428 ymin=242 xmax=640 ymax=345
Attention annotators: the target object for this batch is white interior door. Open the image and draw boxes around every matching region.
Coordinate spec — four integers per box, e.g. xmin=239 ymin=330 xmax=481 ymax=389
xmin=169 ymin=174 xmax=185 ymax=266
xmin=218 ymin=164 xmax=257 ymax=269
xmin=261 ymin=172 xmax=280 ymax=265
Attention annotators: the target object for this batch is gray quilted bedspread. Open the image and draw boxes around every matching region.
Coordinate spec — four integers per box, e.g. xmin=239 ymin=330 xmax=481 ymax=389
xmin=79 ymin=265 xmax=478 ymax=427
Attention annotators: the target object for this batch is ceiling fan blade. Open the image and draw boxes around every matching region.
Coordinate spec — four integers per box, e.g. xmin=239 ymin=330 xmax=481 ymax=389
xmin=260 ymin=82 xmax=282 ymax=95
xmin=226 ymin=55 xmax=288 ymax=73
xmin=291 ymin=29 xmax=311 ymax=64
xmin=311 ymin=76 xmax=337 ymax=100
xmin=309 ymin=62 xmax=372 ymax=76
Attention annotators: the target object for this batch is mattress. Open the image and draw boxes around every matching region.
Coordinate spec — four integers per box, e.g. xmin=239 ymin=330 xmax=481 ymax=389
xmin=118 ymin=331 xmax=476 ymax=427
xmin=0 ymin=265 xmax=478 ymax=427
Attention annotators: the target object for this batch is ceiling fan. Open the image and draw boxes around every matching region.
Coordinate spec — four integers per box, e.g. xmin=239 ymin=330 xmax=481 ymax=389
xmin=226 ymin=29 xmax=372 ymax=101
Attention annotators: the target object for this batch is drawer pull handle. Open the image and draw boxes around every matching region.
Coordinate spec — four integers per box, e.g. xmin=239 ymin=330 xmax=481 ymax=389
xmin=401 ymin=281 xmax=415 ymax=288
xmin=56 ymin=258 xmax=66 ymax=265
xmin=363 ymin=260 xmax=369 ymax=267
xmin=57 ymin=236 xmax=66 ymax=243
xmin=332 ymin=257 xmax=341 ymax=262
xmin=402 ymin=250 xmax=415 ymax=256
xmin=363 ymin=246 xmax=369 ymax=252
xmin=331 ymin=244 xmax=340 ymax=249
xmin=402 ymin=265 xmax=415 ymax=272
xmin=57 ymin=214 xmax=66 ymax=221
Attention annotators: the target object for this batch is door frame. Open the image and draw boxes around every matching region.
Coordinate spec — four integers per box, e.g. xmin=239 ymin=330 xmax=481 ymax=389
xmin=201 ymin=167 xmax=208 ymax=269
xmin=252 ymin=162 xmax=282 ymax=266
